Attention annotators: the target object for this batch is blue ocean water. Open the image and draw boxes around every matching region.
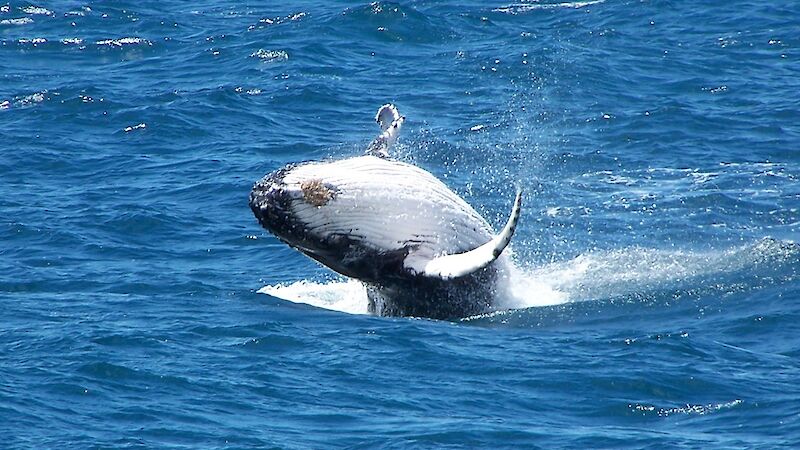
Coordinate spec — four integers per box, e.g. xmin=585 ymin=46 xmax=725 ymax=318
xmin=2 ymin=0 xmax=799 ymax=447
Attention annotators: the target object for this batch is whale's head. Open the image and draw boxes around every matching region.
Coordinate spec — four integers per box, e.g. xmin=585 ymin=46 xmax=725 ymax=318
xmin=249 ymin=158 xmax=405 ymax=280
xmin=249 ymin=164 xmax=340 ymax=256
xmin=249 ymin=155 xmax=521 ymax=283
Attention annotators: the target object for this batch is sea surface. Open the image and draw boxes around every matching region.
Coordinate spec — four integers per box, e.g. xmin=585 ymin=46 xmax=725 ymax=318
xmin=2 ymin=0 xmax=799 ymax=448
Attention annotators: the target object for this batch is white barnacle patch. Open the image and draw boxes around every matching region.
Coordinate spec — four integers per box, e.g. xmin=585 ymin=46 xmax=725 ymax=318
xmin=300 ymin=179 xmax=334 ymax=207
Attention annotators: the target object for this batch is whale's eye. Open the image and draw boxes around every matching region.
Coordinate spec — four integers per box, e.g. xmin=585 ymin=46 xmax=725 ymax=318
xmin=300 ymin=179 xmax=334 ymax=207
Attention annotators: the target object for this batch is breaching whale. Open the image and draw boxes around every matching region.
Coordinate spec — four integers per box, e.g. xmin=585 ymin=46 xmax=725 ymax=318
xmin=249 ymin=104 xmax=522 ymax=320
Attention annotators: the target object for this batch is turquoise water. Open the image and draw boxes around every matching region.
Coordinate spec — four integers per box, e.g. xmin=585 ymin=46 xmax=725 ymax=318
xmin=2 ymin=0 xmax=799 ymax=448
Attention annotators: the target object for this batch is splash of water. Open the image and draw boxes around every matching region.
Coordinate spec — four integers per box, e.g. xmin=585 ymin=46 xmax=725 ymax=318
xmin=258 ymin=238 xmax=798 ymax=317
xmin=259 ymin=279 xmax=370 ymax=315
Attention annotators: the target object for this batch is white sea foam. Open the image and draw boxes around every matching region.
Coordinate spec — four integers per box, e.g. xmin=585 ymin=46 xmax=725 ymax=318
xmin=250 ymin=49 xmax=289 ymax=62
xmin=18 ymin=37 xmax=46 ymax=45
xmin=21 ymin=6 xmax=53 ymax=15
xmin=1 ymin=17 xmax=34 ymax=25
xmin=14 ymin=90 xmax=47 ymax=107
xmin=259 ymin=279 xmax=370 ymax=315
xmin=494 ymin=0 xmax=605 ymax=13
xmin=96 ymin=37 xmax=150 ymax=47
xmin=258 ymin=239 xmax=796 ymax=317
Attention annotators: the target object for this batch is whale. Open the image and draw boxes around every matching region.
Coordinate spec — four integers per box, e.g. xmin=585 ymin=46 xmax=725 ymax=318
xmin=249 ymin=104 xmax=522 ymax=320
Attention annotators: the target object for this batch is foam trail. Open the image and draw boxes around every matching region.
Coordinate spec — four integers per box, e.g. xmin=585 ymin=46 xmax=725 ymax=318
xmin=508 ymin=238 xmax=798 ymax=308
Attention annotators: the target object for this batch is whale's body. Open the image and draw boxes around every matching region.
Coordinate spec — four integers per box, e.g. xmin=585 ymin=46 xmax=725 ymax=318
xmin=249 ymin=105 xmax=521 ymax=319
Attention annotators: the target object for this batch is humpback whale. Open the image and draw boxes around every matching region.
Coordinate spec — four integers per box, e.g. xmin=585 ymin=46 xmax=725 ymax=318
xmin=249 ymin=104 xmax=522 ymax=320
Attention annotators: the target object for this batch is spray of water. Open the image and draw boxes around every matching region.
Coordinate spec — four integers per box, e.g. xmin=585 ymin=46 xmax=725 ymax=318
xmin=258 ymin=238 xmax=797 ymax=317
xmin=257 ymin=86 xmax=798 ymax=318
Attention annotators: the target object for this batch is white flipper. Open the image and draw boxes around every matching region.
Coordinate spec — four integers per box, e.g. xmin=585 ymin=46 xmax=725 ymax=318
xmin=414 ymin=190 xmax=522 ymax=280
xmin=366 ymin=104 xmax=405 ymax=158
xmin=375 ymin=104 xmax=401 ymax=131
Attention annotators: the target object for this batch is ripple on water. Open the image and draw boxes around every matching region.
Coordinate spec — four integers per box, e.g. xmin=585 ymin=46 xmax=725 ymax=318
xmin=334 ymin=1 xmax=457 ymax=44
xmin=95 ymin=37 xmax=152 ymax=47
xmin=0 ymin=17 xmax=34 ymax=25
xmin=246 ymin=11 xmax=306 ymax=31
xmin=1 ymin=90 xmax=51 ymax=110
xmin=20 ymin=6 xmax=54 ymax=16
xmin=494 ymin=0 xmax=606 ymax=14
xmin=77 ymin=362 xmax=193 ymax=390
xmin=250 ymin=49 xmax=289 ymax=62
xmin=631 ymin=399 xmax=744 ymax=418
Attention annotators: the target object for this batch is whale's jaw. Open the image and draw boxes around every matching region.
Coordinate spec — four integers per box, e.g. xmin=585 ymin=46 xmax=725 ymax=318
xmin=249 ymin=166 xmax=308 ymax=246
xmin=249 ymin=164 xmax=411 ymax=281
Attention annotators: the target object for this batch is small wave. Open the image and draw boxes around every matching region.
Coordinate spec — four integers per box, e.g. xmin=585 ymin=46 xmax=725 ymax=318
xmin=95 ymin=37 xmax=151 ymax=47
xmin=21 ymin=6 xmax=54 ymax=15
xmin=1 ymin=17 xmax=34 ymax=25
xmin=631 ymin=399 xmax=743 ymax=417
xmin=235 ymin=87 xmax=262 ymax=96
xmin=250 ymin=49 xmax=289 ymax=62
xmin=335 ymin=1 xmax=453 ymax=44
xmin=65 ymin=6 xmax=92 ymax=17
xmin=123 ymin=123 xmax=146 ymax=133
xmin=247 ymin=11 xmax=306 ymax=31
xmin=17 ymin=37 xmax=47 ymax=46
xmin=494 ymin=0 xmax=605 ymax=13
xmin=4 ymin=90 xmax=49 ymax=109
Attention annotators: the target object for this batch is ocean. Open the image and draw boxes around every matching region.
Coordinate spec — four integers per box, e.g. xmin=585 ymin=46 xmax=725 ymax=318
xmin=2 ymin=0 xmax=799 ymax=448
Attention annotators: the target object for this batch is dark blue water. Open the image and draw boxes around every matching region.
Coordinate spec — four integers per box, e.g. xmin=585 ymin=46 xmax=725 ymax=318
xmin=2 ymin=0 xmax=799 ymax=448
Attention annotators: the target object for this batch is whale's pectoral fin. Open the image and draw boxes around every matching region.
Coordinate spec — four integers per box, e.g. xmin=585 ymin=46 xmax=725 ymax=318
xmin=408 ymin=190 xmax=523 ymax=280
xmin=366 ymin=104 xmax=404 ymax=158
